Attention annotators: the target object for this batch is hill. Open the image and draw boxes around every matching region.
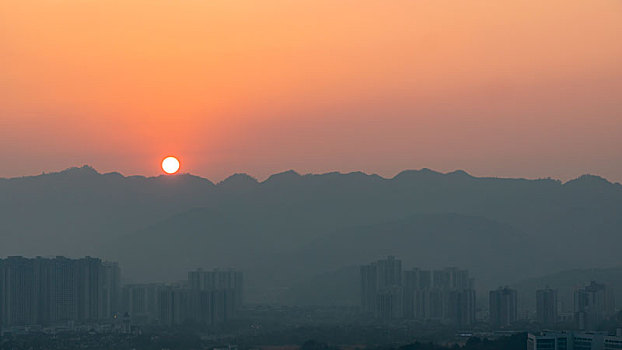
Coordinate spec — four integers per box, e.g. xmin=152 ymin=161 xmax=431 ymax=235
xmin=2 ymin=166 xmax=622 ymax=303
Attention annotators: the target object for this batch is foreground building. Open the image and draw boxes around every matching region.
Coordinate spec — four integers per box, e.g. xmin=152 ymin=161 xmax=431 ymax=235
xmin=528 ymin=330 xmax=622 ymax=350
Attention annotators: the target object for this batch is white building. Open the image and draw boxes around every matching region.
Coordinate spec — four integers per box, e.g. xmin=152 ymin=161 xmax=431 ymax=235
xmin=528 ymin=330 xmax=622 ymax=350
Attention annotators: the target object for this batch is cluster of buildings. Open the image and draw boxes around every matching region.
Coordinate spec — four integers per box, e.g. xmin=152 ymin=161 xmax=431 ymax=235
xmin=528 ymin=330 xmax=622 ymax=350
xmin=360 ymin=257 xmax=618 ymax=331
xmin=0 ymin=256 xmax=243 ymax=330
xmin=0 ymin=256 xmax=120 ymax=327
xmin=123 ymin=268 xmax=243 ymax=326
xmin=361 ymin=256 xmax=476 ymax=326
xmin=489 ymin=282 xmax=616 ymax=331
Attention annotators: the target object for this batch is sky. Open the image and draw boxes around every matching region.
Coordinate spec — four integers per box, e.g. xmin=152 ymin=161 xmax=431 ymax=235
xmin=1 ymin=0 xmax=622 ymax=182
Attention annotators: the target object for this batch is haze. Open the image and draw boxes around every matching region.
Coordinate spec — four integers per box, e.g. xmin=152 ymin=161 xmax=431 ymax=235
xmin=2 ymin=0 xmax=622 ymax=181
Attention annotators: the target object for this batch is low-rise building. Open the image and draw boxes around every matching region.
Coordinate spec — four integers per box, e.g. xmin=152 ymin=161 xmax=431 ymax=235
xmin=528 ymin=330 xmax=622 ymax=350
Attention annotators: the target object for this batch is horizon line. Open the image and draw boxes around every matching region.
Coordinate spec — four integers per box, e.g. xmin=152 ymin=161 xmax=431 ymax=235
xmin=1 ymin=164 xmax=619 ymax=187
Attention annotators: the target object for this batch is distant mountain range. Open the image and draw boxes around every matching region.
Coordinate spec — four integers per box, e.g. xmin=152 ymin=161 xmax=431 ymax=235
xmin=1 ymin=165 xmax=622 ymax=304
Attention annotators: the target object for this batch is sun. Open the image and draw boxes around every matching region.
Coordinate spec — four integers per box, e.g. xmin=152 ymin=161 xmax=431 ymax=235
xmin=162 ymin=156 xmax=180 ymax=174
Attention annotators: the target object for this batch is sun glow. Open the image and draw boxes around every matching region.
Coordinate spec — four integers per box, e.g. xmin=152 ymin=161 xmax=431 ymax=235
xmin=162 ymin=156 xmax=180 ymax=174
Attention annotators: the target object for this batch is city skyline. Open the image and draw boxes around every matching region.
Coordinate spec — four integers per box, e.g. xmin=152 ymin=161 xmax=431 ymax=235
xmin=3 ymin=254 xmax=616 ymax=329
xmin=0 ymin=256 xmax=243 ymax=329
xmin=3 ymin=0 xmax=622 ymax=348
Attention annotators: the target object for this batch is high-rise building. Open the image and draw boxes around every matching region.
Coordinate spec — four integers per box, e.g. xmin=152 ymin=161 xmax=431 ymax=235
xmin=0 ymin=257 xmax=39 ymax=326
xmin=360 ymin=258 xmax=475 ymax=325
xmin=537 ymin=287 xmax=558 ymax=326
xmin=0 ymin=256 xmax=121 ymax=327
xmin=376 ymin=256 xmax=402 ymax=289
xmin=574 ymin=281 xmax=615 ymax=331
xmin=432 ymin=268 xmax=475 ymax=326
xmin=360 ymin=256 xmax=403 ymax=317
xmin=153 ymin=268 xmax=243 ymax=326
xmin=427 ymin=288 xmax=445 ymax=320
xmin=47 ymin=257 xmax=78 ymax=323
xmin=376 ymin=286 xmax=403 ymax=320
xmin=122 ymin=283 xmax=165 ymax=324
xmin=76 ymin=256 xmax=103 ymax=322
xmin=158 ymin=286 xmax=188 ymax=327
xmin=431 ymin=268 xmax=472 ymax=290
xmin=446 ymin=288 xmax=476 ymax=326
xmin=361 ymin=263 xmax=378 ymax=314
xmin=489 ymin=287 xmax=517 ymax=328
xmin=402 ymin=268 xmax=422 ymax=319
xmin=101 ymin=262 xmax=121 ymax=320
xmin=188 ymin=268 xmax=243 ymax=309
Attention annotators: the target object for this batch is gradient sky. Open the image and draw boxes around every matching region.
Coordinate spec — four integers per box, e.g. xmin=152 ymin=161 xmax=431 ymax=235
xmin=1 ymin=0 xmax=622 ymax=182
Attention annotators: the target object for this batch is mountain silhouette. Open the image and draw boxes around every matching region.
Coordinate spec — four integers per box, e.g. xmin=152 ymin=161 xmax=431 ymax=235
xmin=1 ymin=166 xmax=622 ymax=304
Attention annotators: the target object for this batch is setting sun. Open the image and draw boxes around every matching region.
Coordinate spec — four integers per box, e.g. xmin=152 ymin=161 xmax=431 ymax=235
xmin=162 ymin=156 xmax=180 ymax=174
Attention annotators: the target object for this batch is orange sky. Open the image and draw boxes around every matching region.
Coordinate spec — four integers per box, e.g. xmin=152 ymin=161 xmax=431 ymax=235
xmin=1 ymin=0 xmax=622 ymax=181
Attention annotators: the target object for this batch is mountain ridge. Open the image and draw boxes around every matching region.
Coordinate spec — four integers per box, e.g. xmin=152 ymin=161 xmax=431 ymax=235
xmin=2 ymin=165 xmax=622 ymax=304
xmin=2 ymin=164 xmax=619 ymax=187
